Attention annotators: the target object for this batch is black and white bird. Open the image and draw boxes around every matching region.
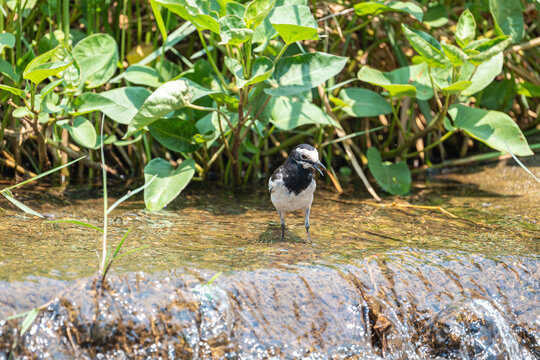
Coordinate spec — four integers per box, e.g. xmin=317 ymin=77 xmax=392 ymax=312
xmin=268 ymin=144 xmax=326 ymax=242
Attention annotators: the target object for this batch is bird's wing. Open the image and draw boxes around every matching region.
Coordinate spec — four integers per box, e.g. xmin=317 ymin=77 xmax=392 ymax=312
xmin=268 ymin=168 xmax=282 ymax=193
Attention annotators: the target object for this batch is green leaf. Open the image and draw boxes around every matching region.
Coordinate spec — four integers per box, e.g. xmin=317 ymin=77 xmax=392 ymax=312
xmin=367 ymin=147 xmax=410 ymax=196
xmin=218 ymin=15 xmax=253 ymax=46
xmin=46 ymin=219 xmax=103 ymax=232
xmin=148 ymin=118 xmax=199 ymax=153
xmin=72 ymin=34 xmax=118 ymax=88
xmin=468 ymin=36 xmax=511 ymax=65
xmin=23 ymin=47 xmax=69 ymax=84
xmin=2 ymin=192 xmax=44 ymax=218
xmin=62 ymin=116 xmax=98 ymax=149
xmin=269 ymin=5 xmax=318 ymax=44
xmin=23 ymin=60 xmax=72 ymax=84
xmin=337 ymin=88 xmax=392 ymax=117
xmin=127 ymin=79 xmax=216 ymax=136
xmin=20 ymin=308 xmax=40 ymax=336
xmin=144 ymin=158 xmax=196 ymax=211
xmin=0 ymin=84 xmax=25 ymax=98
xmin=423 ymin=2 xmax=448 ymax=27
xmin=516 ymin=82 xmax=540 ymax=98
xmin=357 ymin=63 xmax=436 ymax=100
xmin=401 ymin=24 xmax=449 ymax=68
xmin=155 ymin=0 xmax=220 ymax=33
xmin=0 ymin=32 xmax=15 ymax=53
xmin=245 ymin=0 xmax=276 ymax=29
xmin=100 ymin=87 xmax=152 ymax=124
xmin=459 ymin=53 xmax=503 ymax=96
xmin=195 ymin=111 xmax=237 ymax=146
xmin=354 ymin=1 xmax=423 ymax=21
xmin=448 ymin=104 xmax=532 ymax=156
xmin=441 ymin=42 xmax=468 ymax=67
xmin=1 ymin=156 xmax=84 ymax=192
xmin=268 ymin=96 xmax=341 ymax=130
xmin=265 ymin=52 xmax=347 ymax=96
xmin=124 ymin=65 xmax=161 ymax=88
xmin=6 ymin=0 xmax=37 ymax=17
xmin=150 ymin=0 xmax=168 ymax=41
xmin=0 ymin=58 xmax=18 ymax=82
xmin=489 ymin=0 xmax=524 ymax=43
xmin=440 ymin=80 xmax=472 ymax=95
xmin=227 ymin=2 xmax=246 ymax=17
xmin=456 ymin=9 xmax=476 ymax=48
xmin=225 ymin=56 xmax=274 ymax=88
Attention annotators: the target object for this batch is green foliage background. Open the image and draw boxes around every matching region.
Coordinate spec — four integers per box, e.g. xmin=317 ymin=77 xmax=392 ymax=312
xmin=0 ymin=0 xmax=538 ymax=208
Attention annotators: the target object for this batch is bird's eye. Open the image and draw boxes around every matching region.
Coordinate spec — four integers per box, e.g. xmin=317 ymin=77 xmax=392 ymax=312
xmin=301 ymin=154 xmax=307 ymax=160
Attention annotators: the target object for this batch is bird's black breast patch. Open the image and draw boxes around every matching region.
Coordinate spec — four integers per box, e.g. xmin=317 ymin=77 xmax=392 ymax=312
xmin=280 ymin=159 xmax=313 ymax=195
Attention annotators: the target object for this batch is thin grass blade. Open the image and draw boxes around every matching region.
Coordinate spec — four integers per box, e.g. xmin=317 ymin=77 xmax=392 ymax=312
xmin=2 ymin=156 xmax=85 ymax=192
xmin=2 ymin=193 xmax=44 ymax=218
xmin=106 ymin=175 xmax=158 ymax=215
xmin=506 ymin=143 xmax=540 ymax=183
xmin=45 ymin=219 xmax=104 ymax=232
xmin=20 ymin=308 xmax=40 ymax=336
xmin=321 ymin=126 xmax=387 ymax=147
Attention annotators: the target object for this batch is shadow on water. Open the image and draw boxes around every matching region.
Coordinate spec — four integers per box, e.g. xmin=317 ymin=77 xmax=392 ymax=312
xmin=0 ymin=158 xmax=539 ymax=358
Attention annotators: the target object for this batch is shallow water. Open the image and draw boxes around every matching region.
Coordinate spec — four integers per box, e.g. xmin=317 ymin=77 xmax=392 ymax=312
xmin=0 ymin=158 xmax=538 ymax=359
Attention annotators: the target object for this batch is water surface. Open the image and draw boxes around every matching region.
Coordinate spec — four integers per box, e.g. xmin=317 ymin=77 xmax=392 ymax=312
xmin=0 ymin=158 xmax=538 ymax=359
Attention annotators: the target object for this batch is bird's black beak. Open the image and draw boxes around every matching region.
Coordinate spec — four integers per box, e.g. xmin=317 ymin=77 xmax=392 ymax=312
xmin=314 ymin=161 xmax=326 ymax=176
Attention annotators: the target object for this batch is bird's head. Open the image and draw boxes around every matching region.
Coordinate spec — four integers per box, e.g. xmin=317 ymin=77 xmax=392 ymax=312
xmin=290 ymin=144 xmax=326 ymax=176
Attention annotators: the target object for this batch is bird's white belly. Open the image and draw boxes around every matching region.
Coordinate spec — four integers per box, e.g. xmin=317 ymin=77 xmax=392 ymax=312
xmin=270 ymin=179 xmax=316 ymax=213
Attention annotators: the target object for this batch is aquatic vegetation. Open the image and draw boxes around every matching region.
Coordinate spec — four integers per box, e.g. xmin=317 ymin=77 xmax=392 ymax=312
xmin=0 ymin=0 xmax=537 ymax=206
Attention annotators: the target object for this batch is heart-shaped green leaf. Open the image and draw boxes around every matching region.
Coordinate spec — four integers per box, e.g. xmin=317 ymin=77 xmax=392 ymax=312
xmin=219 ymin=15 xmax=253 ymax=45
xmin=458 ymin=53 xmax=503 ymax=96
xmin=337 ymin=88 xmax=392 ymax=117
xmin=155 ymin=0 xmax=220 ymax=33
xmin=441 ymin=42 xmax=468 ymax=67
xmin=99 ymin=87 xmax=152 ymax=124
xmin=440 ymin=80 xmax=472 ymax=95
xmin=125 ymin=65 xmax=161 ymax=88
xmin=0 ymin=33 xmax=15 ymax=53
xmin=354 ymin=1 xmax=423 ymax=21
xmin=148 ymin=118 xmax=199 ymax=153
xmin=23 ymin=60 xmax=72 ymax=84
xmin=265 ymin=52 xmax=347 ymax=96
xmin=225 ymin=56 xmax=274 ymax=88
xmin=448 ymin=104 xmax=533 ymax=156
xmin=468 ymin=36 xmax=511 ymax=65
xmin=367 ymin=147 xmax=411 ymax=195
xmin=268 ymin=96 xmax=341 ymax=130
xmin=489 ymin=0 xmax=524 ymax=43
xmin=65 ymin=116 xmax=98 ymax=148
xmin=144 ymin=158 xmax=196 ymax=211
xmin=245 ymin=0 xmax=276 ymax=29
xmin=127 ymin=79 xmax=216 ymax=136
xmin=269 ymin=5 xmax=318 ymax=44
xmin=0 ymin=58 xmax=18 ymax=82
xmin=358 ymin=63 xmax=437 ymax=100
xmin=71 ymin=87 xmax=152 ymax=124
xmin=72 ymin=33 xmax=118 ymax=88
xmin=456 ymin=9 xmax=476 ymax=48
xmin=402 ymin=24 xmax=449 ymax=68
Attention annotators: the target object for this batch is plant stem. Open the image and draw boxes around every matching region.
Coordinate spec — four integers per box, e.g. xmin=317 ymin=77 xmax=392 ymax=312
xmin=382 ymin=95 xmax=450 ymax=159
xmin=198 ymin=30 xmax=228 ymax=89
xmin=99 ymin=114 xmax=108 ymax=274
xmin=273 ymin=43 xmax=289 ymax=63
xmin=403 ymin=130 xmax=455 ymax=159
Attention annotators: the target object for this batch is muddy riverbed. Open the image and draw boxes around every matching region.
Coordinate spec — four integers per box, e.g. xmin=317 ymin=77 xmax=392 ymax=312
xmin=0 ymin=158 xmax=538 ymax=359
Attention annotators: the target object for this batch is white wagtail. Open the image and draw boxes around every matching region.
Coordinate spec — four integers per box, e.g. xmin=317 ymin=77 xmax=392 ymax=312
xmin=268 ymin=144 xmax=326 ymax=242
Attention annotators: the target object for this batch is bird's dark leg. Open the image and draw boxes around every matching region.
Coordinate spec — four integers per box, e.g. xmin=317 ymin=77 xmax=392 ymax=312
xmin=304 ymin=207 xmax=311 ymax=242
xmin=279 ymin=211 xmax=286 ymax=241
